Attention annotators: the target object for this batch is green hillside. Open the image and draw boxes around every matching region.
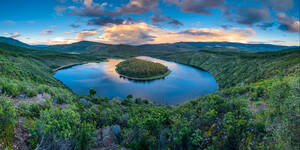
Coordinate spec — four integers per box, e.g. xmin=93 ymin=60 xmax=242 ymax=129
xmin=158 ymin=48 xmax=300 ymax=88
xmin=0 ymin=37 xmax=33 ymax=49
xmin=0 ymin=43 xmax=299 ymax=149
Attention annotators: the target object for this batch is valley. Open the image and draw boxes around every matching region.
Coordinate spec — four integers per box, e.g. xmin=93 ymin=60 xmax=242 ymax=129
xmin=0 ymin=38 xmax=299 ymax=149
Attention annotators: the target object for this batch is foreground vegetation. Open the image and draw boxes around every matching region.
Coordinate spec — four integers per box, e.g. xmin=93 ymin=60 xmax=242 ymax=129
xmin=0 ymin=42 xmax=299 ymax=149
xmin=116 ymin=58 xmax=170 ymax=80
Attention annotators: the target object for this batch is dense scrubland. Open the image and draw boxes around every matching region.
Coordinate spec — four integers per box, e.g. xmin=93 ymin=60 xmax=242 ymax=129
xmin=0 ymin=41 xmax=299 ymax=150
xmin=116 ymin=58 xmax=170 ymax=80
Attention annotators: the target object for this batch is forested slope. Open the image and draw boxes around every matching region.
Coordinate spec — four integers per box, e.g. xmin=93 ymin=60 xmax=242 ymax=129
xmin=159 ymin=49 xmax=300 ymax=88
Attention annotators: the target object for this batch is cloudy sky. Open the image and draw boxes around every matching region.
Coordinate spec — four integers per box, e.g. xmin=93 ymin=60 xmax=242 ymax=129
xmin=0 ymin=0 xmax=299 ymax=45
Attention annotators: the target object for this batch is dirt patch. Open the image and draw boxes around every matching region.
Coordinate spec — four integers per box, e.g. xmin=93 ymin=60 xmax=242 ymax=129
xmin=249 ymin=101 xmax=267 ymax=113
xmin=13 ymin=93 xmax=51 ymax=106
xmin=12 ymin=117 xmax=30 ymax=150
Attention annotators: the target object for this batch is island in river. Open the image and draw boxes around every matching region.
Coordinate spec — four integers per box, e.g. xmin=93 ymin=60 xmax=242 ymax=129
xmin=115 ymin=58 xmax=171 ymax=81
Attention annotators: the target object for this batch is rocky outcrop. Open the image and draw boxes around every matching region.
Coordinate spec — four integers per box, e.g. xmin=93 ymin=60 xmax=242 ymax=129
xmin=92 ymin=125 xmax=130 ymax=150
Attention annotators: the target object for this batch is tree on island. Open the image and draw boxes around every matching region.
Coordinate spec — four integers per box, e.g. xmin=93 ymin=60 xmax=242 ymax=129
xmin=89 ymin=88 xmax=97 ymax=97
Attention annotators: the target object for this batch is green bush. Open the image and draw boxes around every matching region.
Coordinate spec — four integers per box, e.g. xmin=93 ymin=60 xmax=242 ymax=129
xmin=25 ymin=88 xmax=38 ymax=97
xmin=30 ymin=107 xmax=96 ymax=150
xmin=18 ymin=101 xmax=51 ymax=118
xmin=0 ymin=96 xmax=17 ymax=149
xmin=2 ymin=82 xmax=22 ymax=97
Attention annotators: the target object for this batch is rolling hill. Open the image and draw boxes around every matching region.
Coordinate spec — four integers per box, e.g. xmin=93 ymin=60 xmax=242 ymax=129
xmin=0 ymin=36 xmax=297 ymax=54
xmin=0 ymin=36 xmax=34 ymax=49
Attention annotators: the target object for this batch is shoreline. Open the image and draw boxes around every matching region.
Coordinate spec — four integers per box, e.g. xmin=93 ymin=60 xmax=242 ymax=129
xmin=51 ymin=61 xmax=102 ymax=74
xmin=116 ymin=69 xmax=172 ymax=81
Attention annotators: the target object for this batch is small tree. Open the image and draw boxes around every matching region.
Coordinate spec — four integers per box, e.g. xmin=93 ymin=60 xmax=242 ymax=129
xmin=0 ymin=96 xmax=17 ymax=149
xmin=126 ymin=94 xmax=133 ymax=99
xmin=89 ymin=88 xmax=97 ymax=97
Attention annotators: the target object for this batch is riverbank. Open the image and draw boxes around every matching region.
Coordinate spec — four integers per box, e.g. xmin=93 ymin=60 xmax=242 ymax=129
xmin=117 ymin=69 xmax=171 ymax=81
xmin=51 ymin=61 xmax=104 ymax=74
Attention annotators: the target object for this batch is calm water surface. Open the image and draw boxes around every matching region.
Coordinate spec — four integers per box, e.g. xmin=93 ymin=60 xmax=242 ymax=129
xmin=53 ymin=56 xmax=218 ymax=105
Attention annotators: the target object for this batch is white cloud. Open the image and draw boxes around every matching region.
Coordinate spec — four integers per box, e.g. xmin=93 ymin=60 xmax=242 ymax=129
xmin=3 ymin=20 xmax=16 ymax=24
xmin=4 ymin=32 xmax=21 ymax=38
xmin=41 ymin=29 xmax=54 ymax=35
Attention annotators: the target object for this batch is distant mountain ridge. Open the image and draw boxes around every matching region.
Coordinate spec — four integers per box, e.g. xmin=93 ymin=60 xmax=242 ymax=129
xmin=0 ymin=36 xmax=297 ymax=53
xmin=0 ymin=36 xmax=33 ymax=49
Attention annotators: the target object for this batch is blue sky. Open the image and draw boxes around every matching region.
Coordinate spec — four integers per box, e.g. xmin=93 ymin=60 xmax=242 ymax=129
xmin=0 ymin=0 xmax=299 ymax=45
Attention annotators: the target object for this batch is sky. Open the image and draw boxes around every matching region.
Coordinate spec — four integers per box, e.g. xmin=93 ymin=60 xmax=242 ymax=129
xmin=0 ymin=0 xmax=299 ymax=46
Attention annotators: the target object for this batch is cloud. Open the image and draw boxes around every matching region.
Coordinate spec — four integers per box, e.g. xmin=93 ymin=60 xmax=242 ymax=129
xmin=84 ymin=0 xmax=93 ymax=7
xmin=259 ymin=0 xmax=294 ymax=11
xmin=87 ymin=16 xmax=124 ymax=26
xmin=70 ymin=23 xmax=81 ymax=28
xmin=220 ymin=25 xmax=233 ymax=29
xmin=51 ymin=25 xmax=59 ymax=29
xmin=56 ymin=0 xmax=67 ymax=3
xmin=227 ymin=7 xmax=270 ymax=26
xmin=41 ymin=29 xmax=54 ymax=35
xmin=46 ymin=29 xmax=98 ymax=45
xmin=68 ymin=6 xmax=76 ymax=9
xmin=46 ymin=37 xmax=78 ymax=45
xmin=256 ymin=22 xmax=275 ymax=30
xmin=70 ymin=2 xmax=114 ymax=17
xmin=118 ymin=0 xmax=159 ymax=15
xmin=3 ymin=20 xmax=16 ymax=24
xmin=95 ymin=23 xmax=156 ymax=45
xmin=178 ymin=29 xmax=217 ymax=36
xmin=71 ymin=0 xmax=159 ymax=18
xmin=64 ymin=30 xmax=75 ymax=34
xmin=4 ymin=32 xmax=21 ymax=38
xmin=277 ymin=12 xmax=300 ymax=33
xmin=165 ymin=0 xmax=225 ymax=15
xmin=54 ymin=5 xmax=67 ymax=15
xmin=151 ymin=27 xmax=256 ymax=44
xmin=27 ymin=20 xmax=36 ymax=24
xmin=150 ymin=14 xmax=183 ymax=27
xmin=94 ymin=22 xmax=255 ymax=45
xmin=76 ymin=29 xmax=99 ymax=40
xmin=43 ymin=23 xmax=255 ymax=45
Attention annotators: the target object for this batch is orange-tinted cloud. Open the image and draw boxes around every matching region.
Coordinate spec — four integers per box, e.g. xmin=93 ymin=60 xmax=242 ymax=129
xmin=94 ymin=22 xmax=256 ymax=44
xmin=46 ymin=29 xmax=99 ymax=45
xmin=45 ymin=22 xmax=255 ymax=45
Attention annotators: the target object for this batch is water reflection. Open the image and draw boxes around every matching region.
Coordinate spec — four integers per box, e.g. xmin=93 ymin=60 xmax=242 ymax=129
xmin=54 ymin=56 xmax=218 ymax=105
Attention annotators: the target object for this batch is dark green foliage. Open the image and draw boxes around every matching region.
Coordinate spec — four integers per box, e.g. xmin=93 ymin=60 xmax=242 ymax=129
xmin=116 ymin=58 xmax=170 ymax=79
xmin=89 ymin=88 xmax=97 ymax=97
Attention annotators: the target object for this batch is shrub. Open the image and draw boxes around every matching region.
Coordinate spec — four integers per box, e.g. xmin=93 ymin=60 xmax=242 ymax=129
xmin=18 ymin=101 xmax=51 ymax=118
xmin=25 ymin=88 xmax=38 ymax=97
xmin=30 ymin=107 xmax=96 ymax=150
xmin=0 ymin=96 xmax=17 ymax=149
xmin=2 ymin=82 xmax=22 ymax=97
